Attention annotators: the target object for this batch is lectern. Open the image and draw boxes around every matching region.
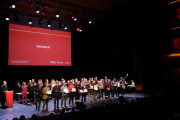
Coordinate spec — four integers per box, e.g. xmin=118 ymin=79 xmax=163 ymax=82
xmin=5 ymin=91 xmax=14 ymax=108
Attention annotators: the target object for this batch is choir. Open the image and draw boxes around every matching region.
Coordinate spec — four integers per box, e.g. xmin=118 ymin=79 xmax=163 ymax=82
xmin=1 ymin=74 xmax=136 ymax=111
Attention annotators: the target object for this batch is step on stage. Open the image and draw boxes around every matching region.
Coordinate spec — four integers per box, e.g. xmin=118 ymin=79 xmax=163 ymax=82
xmin=0 ymin=93 xmax=147 ymax=120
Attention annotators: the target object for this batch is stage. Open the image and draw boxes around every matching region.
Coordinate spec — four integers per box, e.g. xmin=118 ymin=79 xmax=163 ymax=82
xmin=0 ymin=93 xmax=148 ymax=120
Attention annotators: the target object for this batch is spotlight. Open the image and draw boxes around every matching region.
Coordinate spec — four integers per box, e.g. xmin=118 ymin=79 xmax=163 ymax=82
xmin=11 ymin=1 xmax=16 ymax=8
xmin=5 ymin=14 xmax=9 ymax=21
xmin=9 ymin=0 xmax=16 ymax=8
xmin=28 ymin=18 xmax=32 ymax=24
xmin=59 ymin=22 xmax=63 ymax=28
xmin=71 ymin=13 xmax=77 ymax=21
xmin=56 ymin=11 xmax=59 ymax=18
xmin=47 ymin=21 xmax=51 ymax=27
xmin=73 ymin=15 xmax=77 ymax=21
xmin=76 ymin=27 xmax=82 ymax=32
xmin=36 ymin=6 xmax=39 ymax=13
xmin=64 ymin=24 xmax=67 ymax=30
xmin=39 ymin=18 xmax=43 ymax=25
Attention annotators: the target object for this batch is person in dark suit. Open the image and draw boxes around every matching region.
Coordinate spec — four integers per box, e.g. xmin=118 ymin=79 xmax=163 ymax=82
xmin=75 ymin=81 xmax=81 ymax=104
xmin=80 ymin=83 xmax=87 ymax=103
xmin=104 ymin=80 xmax=110 ymax=99
xmin=27 ymin=80 xmax=34 ymax=103
xmin=104 ymin=76 xmax=108 ymax=84
xmin=92 ymin=81 xmax=98 ymax=101
xmin=94 ymin=76 xmax=98 ymax=84
xmin=34 ymin=84 xmax=42 ymax=110
xmin=120 ymin=78 xmax=125 ymax=96
xmin=15 ymin=81 xmax=21 ymax=103
xmin=87 ymin=80 xmax=93 ymax=102
xmin=1 ymin=81 xmax=8 ymax=108
xmin=52 ymin=82 xmax=61 ymax=111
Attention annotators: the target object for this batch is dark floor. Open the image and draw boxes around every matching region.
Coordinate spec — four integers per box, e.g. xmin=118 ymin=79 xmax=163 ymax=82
xmin=0 ymin=93 xmax=148 ymax=120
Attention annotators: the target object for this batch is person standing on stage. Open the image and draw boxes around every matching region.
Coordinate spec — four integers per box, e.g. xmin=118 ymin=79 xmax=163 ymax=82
xmin=120 ymin=74 xmax=128 ymax=96
xmin=80 ymin=82 xmax=87 ymax=103
xmin=15 ymin=81 xmax=21 ymax=103
xmin=52 ymin=82 xmax=61 ymax=110
xmin=1 ymin=81 xmax=8 ymax=108
xmin=44 ymin=79 xmax=50 ymax=87
xmin=110 ymin=78 xmax=116 ymax=98
xmin=66 ymin=80 xmax=70 ymax=87
xmin=75 ymin=81 xmax=81 ymax=104
xmin=61 ymin=82 xmax=68 ymax=108
xmin=97 ymin=80 xmax=103 ymax=100
xmin=28 ymin=80 xmax=34 ymax=104
xmin=22 ymin=82 xmax=28 ymax=104
xmin=87 ymin=80 xmax=93 ymax=102
xmin=42 ymin=83 xmax=49 ymax=111
xmin=101 ymin=79 xmax=105 ymax=99
xmin=104 ymin=76 xmax=108 ymax=83
xmin=68 ymin=82 xmax=75 ymax=107
xmin=92 ymin=81 xmax=98 ymax=101
xmin=35 ymin=84 xmax=43 ymax=110
xmin=108 ymin=79 xmax=111 ymax=98
xmin=94 ymin=76 xmax=98 ymax=84
xmin=104 ymin=80 xmax=110 ymax=99
xmin=74 ymin=78 xmax=78 ymax=86
xmin=50 ymin=79 xmax=56 ymax=91
xmin=116 ymin=79 xmax=120 ymax=97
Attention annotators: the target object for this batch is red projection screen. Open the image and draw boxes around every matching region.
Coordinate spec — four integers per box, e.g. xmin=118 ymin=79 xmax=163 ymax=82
xmin=8 ymin=23 xmax=71 ymax=66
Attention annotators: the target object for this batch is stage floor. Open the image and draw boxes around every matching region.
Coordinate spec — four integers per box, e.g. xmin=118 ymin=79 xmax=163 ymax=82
xmin=0 ymin=93 xmax=148 ymax=120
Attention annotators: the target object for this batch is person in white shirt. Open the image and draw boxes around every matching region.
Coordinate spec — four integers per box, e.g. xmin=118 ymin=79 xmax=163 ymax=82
xmin=128 ymin=80 xmax=135 ymax=92
xmin=128 ymin=80 xmax=135 ymax=88
xmin=51 ymin=80 xmax=56 ymax=91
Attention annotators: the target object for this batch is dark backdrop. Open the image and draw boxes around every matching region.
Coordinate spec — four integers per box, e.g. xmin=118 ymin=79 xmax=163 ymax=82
xmin=0 ymin=7 xmax=134 ymax=92
xmin=2 ymin=1 xmax=169 ymax=94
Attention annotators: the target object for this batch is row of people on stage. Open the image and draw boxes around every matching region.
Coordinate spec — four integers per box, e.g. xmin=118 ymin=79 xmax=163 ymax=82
xmin=1 ymin=74 xmax=135 ymax=111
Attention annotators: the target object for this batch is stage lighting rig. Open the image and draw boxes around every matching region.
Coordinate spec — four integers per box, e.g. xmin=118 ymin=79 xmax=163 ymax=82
xmin=47 ymin=21 xmax=51 ymax=27
xmin=9 ymin=0 xmax=16 ymax=8
xmin=64 ymin=24 xmax=67 ymax=30
xmin=28 ymin=18 xmax=32 ymax=24
xmin=71 ymin=13 xmax=77 ymax=21
xmin=76 ymin=27 xmax=82 ymax=32
xmin=5 ymin=14 xmax=9 ymax=21
xmin=36 ymin=6 xmax=39 ymax=13
xmin=56 ymin=11 xmax=59 ymax=18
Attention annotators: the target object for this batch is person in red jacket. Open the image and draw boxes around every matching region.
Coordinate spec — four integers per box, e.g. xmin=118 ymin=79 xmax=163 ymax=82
xmin=68 ymin=82 xmax=75 ymax=106
xmin=22 ymin=82 xmax=28 ymax=104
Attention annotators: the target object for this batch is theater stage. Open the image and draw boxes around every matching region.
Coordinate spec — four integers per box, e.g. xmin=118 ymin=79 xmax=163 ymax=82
xmin=0 ymin=93 xmax=148 ymax=120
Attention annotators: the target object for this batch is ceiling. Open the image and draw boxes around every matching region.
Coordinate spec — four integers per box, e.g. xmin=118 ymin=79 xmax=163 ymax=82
xmin=0 ymin=0 xmax=130 ymax=24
